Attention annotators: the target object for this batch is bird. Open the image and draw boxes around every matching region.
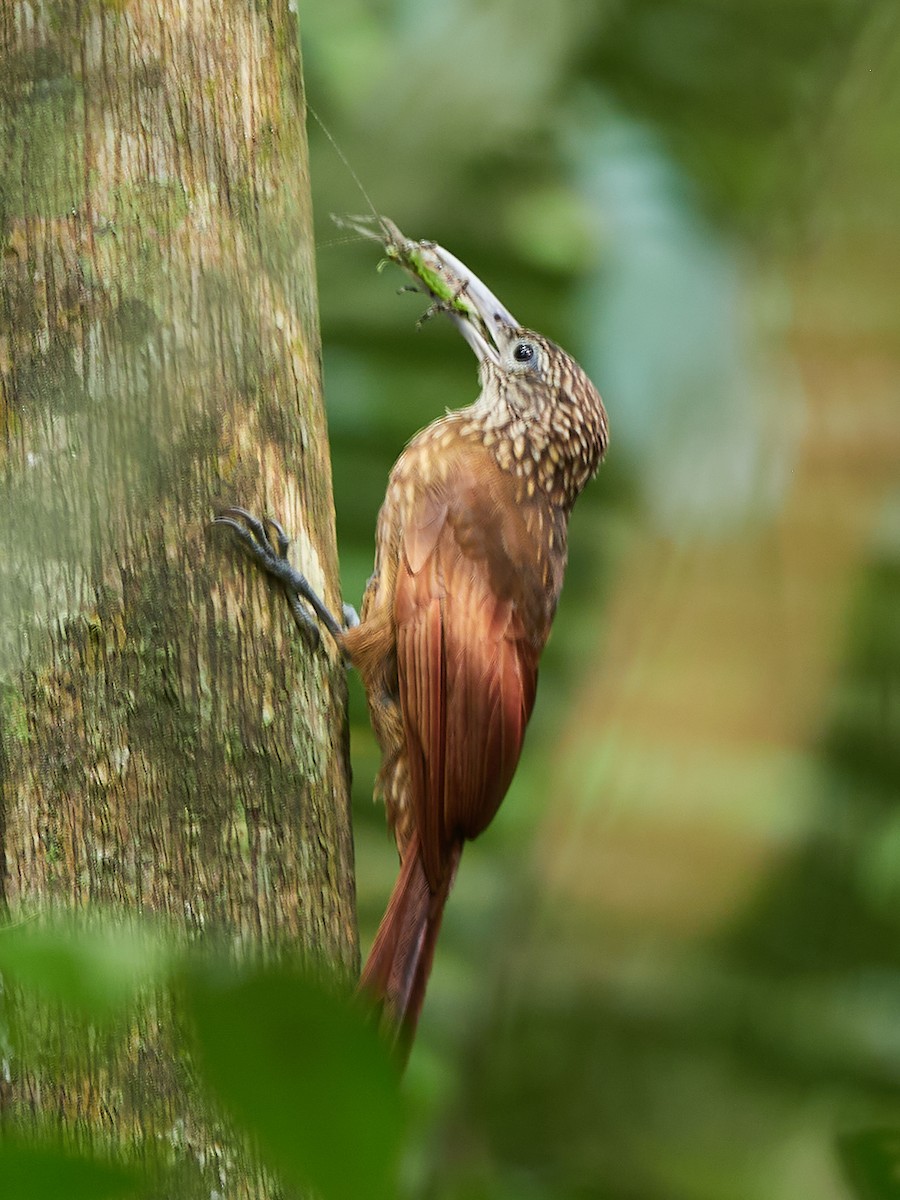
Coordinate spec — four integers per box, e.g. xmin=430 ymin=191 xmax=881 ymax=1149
xmin=216 ymin=228 xmax=608 ymax=1054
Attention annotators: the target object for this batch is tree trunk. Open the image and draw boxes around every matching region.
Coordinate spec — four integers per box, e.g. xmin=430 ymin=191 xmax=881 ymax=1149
xmin=0 ymin=0 xmax=355 ymax=1191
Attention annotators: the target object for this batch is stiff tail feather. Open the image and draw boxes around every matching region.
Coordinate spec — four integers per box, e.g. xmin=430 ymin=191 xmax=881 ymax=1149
xmin=359 ymin=831 xmax=461 ymax=1049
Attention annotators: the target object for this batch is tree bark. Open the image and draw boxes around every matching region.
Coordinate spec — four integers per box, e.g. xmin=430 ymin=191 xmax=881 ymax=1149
xmin=0 ymin=0 xmax=355 ymax=1190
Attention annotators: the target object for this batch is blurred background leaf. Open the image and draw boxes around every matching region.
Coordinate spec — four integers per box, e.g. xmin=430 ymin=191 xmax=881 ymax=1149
xmin=182 ymin=962 xmax=405 ymax=1200
xmin=838 ymin=1129 xmax=900 ymax=1200
xmin=0 ymin=1140 xmax=143 ymax=1200
xmin=0 ymin=915 xmax=175 ymax=1021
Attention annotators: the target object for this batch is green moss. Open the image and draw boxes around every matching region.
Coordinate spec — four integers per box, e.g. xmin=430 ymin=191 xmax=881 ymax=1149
xmin=113 ymin=180 xmax=190 ymax=239
xmin=255 ymin=121 xmax=278 ymax=171
xmin=111 ymin=297 xmax=160 ymax=346
xmin=15 ymin=345 xmax=89 ymax=415
xmin=0 ymin=679 xmax=29 ymax=746
xmin=44 ymin=832 xmax=61 ymax=865
xmin=0 ymin=53 xmax=84 ymax=220
xmin=224 ymin=726 xmax=247 ymax=767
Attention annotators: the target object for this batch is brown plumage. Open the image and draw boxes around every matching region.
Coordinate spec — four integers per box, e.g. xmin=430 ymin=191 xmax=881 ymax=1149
xmin=344 ymin=259 xmax=609 ymax=1047
xmin=215 ymin=238 xmax=608 ymax=1055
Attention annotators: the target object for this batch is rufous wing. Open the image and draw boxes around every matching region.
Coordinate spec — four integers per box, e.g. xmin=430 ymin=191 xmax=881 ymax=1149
xmin=394 ymin=483 xmax=539 ymax=891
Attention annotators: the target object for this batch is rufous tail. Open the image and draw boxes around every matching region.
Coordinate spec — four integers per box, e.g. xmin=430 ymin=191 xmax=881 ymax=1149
xmin=359 ymin=831 xmax=461 ymax=1050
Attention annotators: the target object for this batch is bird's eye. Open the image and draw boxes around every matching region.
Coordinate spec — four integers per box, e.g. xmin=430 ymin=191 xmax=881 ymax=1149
xmin=513 ymin=340 xmax=536 ymax=365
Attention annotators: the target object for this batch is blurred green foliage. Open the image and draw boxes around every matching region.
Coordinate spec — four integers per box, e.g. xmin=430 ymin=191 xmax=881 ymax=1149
xmin=184 ymin=962 xmax=404 ymax=1200
xmin=0 ymin=916 xmax=406 ymax=1199
xmin=0 ymin=1139 xmax=141 ymax=1200
xmin=839 ymin=1130 xmax=900 ymax=1200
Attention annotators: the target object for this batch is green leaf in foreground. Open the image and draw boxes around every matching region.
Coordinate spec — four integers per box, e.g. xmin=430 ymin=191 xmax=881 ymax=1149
xmin=0 ymin=916 xmax=175 ymax=1019
xmin=184 ymin=964 xmax=405 ymax=1200
xmin=0 ymin=1140 xmax=142 ymax=1200
xmin=838 ymin=1129 xmax=900 ymax=1200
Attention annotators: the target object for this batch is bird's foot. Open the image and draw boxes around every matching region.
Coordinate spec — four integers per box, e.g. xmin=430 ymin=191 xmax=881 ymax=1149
xmin=213 ymin=506 xmax=346 ymax=648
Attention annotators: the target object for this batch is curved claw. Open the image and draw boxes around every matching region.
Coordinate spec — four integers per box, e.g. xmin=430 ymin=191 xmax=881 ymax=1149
xmin=212 ymin=506 xmax=348 ymax=648
xmin=260 ymin=513 xmax=291 ymax=559
xmin=214 ymin=506 xmax=281 ymax=555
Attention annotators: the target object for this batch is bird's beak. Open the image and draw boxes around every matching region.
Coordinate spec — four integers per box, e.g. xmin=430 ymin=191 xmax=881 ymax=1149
xmin=426 ymin=242 xmax=519 ymax=367
xmin=333 ymin=214 xmax=519 ymax=365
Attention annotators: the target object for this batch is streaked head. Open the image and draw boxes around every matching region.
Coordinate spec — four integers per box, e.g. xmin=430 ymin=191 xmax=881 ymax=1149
xmin=431 ymin=243 xmax=610 ymax=497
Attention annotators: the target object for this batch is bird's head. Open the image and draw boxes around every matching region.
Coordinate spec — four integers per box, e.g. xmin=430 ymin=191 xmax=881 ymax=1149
xmin=433 ymin=242 xmax=610 ymax=497
xmin=342 ymin=214 xmax=610 ymax=503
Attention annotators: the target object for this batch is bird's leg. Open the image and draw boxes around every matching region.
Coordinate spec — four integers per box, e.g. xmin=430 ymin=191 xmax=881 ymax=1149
xmin=213 ymin=506 xmax=358 ymax=649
